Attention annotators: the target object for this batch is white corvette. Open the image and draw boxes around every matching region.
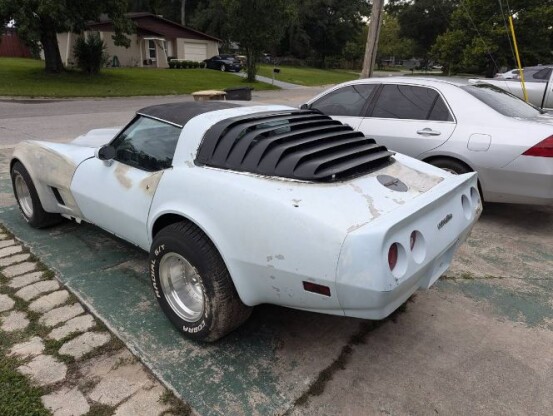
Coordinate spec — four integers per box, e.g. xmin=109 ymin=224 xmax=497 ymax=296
xmin=11 ymin=102 xmax=481 ymax=341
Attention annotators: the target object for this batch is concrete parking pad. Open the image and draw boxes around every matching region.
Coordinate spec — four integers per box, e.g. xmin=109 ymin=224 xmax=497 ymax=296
xmin=0 ymin=205 xmax=364 ymax=415
xmin=1 ymin=199 xmax=552 ymax=415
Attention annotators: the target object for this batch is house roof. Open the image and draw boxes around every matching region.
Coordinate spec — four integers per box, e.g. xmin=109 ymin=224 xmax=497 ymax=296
xmin=88 ymin=13 xmax=222 ymax=43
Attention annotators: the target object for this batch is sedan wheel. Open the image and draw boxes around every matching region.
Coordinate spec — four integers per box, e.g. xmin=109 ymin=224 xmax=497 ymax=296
xmin=220 ymin=64 xmax=226 ymax=72
xmin=428 ymin=158 xmax=470 ymax=175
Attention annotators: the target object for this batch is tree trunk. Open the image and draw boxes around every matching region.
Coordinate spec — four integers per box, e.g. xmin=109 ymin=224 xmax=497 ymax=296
xmin=181 ymin=0 xmax=186 ymax=26
xmin=40 ymin=22 xmax=64 ymax=73
xmin=245 ymin=47 xmax=257 ymax=82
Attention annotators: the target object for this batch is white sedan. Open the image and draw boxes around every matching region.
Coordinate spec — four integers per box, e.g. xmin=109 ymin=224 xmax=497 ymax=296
xmin=11 ymin=102 xmax=480 ymax=341
xmin=303 ymin=77 xmax=553 ymax=205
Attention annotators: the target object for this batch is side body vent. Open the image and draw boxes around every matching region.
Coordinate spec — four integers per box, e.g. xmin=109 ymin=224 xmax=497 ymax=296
xmin=196 ymin=110 xmax=394 ymax=182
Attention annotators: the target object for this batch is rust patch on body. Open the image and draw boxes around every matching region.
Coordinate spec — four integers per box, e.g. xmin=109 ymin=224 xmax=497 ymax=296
xmin=114 ymin=164 xmax=132 ymax=189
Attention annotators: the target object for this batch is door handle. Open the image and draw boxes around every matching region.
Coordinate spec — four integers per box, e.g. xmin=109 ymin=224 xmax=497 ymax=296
xmin=417 ymin=128 xmax=441 ymax=136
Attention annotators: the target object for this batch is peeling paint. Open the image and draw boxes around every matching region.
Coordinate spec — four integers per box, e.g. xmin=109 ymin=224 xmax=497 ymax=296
xmin=381 ymin=161 xmax=443 ymax=193
xmin=139 ymin=171 xmax=163 ymax=196
xmin=266 ymin=256 xmax=273 ymax=262
xmin=347 ymin=222 xmax=369 ymax=233
xmin=114 ymin=164 xmax=132 ymax=189
xmin=349 ymin=183 xmax=381 ymax=219
xmin=275 ymin=254 xmax=285 ymax=260
xmin=12 ymin=141 xmax=85 ymax=217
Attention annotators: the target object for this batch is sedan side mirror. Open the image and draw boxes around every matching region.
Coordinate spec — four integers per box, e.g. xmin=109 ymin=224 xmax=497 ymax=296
xmin=300 ymin=103 xmax=310 ymax=110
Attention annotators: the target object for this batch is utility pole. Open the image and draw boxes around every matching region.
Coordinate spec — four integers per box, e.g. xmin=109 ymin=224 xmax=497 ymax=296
xmin=360 ymin=0 xmax=384 ymax=78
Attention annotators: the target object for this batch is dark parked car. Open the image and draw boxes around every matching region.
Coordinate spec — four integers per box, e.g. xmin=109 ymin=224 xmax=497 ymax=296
xmin=203 ymin=54 xmax=242 ymax=72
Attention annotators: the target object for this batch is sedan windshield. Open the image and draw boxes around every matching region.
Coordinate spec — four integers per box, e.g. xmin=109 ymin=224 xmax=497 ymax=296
xmin=461 ymin=84 xmax=542 ymax=118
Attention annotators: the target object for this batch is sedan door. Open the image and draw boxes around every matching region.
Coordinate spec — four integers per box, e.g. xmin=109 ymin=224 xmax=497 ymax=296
xmin=71 ymin=116 xmax=181 ymax=250
xmin=357 ymin=84 xmax=457 ymax=157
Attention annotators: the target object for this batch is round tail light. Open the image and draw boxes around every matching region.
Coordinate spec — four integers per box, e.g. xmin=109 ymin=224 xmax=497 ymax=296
xmin=388 ymin=243 xmax=398 ymax=271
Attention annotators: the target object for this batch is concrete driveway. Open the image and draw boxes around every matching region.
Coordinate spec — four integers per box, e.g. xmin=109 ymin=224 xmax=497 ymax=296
xmin=0 ymin=92 xmax=552 ymax=415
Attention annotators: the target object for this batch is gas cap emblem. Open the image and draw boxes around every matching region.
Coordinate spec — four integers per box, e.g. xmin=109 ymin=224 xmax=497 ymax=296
xmin=377 ymin=175 xmax=408 ymax=192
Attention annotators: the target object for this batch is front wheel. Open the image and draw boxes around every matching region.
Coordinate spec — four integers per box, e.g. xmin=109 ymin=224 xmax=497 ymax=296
xmin=10 ymin=161 xmax=61 ymax=228
xmin=149 ymin=222 xmax=252 ymax=342
xmin=220 ymin=64 xmax=226 ymax=72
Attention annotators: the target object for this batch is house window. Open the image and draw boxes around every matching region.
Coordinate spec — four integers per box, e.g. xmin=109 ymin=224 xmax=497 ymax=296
xmin=147 ymin=40 xmax=157 ymax=60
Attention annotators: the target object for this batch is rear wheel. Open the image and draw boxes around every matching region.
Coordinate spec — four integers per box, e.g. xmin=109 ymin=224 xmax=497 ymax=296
xmin=149 ymin=221 xmax=252 ymax=342
xmin=10 ymin=161 xmax=61 ymax=228
xmin=428 ymin=158 xmax=470 ymax=175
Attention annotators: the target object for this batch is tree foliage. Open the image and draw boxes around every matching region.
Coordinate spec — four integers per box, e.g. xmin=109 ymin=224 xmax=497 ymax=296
xmin=0 ymin=0 xmax=133 ymax=73
xmin=222 ymin=0 xmax=291 ymax=81
xmin=376 ymin=14 xmax=416 ymax=67
xmin=386 ymin=0 xmax=458 ymax=62
xmin=432 ymin=0 xmax=553 ymax=76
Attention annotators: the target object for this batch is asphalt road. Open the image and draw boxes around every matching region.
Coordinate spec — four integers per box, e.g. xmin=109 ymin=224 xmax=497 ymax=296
xmin=0 ymin=91 xmax=552 ymax=415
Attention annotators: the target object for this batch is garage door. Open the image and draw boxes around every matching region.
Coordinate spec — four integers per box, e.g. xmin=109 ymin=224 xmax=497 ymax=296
xmin=183 ymin=43 xmax=207 ymax=61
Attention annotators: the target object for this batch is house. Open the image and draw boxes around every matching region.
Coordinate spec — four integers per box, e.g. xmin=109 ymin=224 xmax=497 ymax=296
xmin=57 ymin=12 xmax=221 ymax=68
xmin=0 ymin=27 xmax=32 ymax=58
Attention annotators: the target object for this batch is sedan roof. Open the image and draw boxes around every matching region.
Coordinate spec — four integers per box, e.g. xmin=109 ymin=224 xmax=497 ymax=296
xmin=137 ymin=101 xmax=241 ymax=128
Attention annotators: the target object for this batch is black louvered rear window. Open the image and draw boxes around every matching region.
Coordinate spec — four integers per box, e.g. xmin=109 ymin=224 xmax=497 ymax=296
xmin=195 ymin=110 xmax=394 ymax=182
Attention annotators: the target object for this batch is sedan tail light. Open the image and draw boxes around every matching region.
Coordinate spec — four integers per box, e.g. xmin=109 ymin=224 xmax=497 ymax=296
xmin=523 ymin=136 xmax=553 ymax=157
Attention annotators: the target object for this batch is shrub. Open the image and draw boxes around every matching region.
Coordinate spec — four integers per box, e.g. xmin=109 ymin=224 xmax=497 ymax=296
xmin=73 ymin=33 xmax=108 ymax=75
xmin=168 ymin=61 xmax=177 ymax=69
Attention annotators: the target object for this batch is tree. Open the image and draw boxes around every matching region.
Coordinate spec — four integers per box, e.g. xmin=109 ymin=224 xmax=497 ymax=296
xmin=387 ymin=0 xmax=458 ymax=63
xmin=223 ymin=0 xmax=291 ymax=81
xmin=0 ymin=0 xmax=133 ymax=73
xmin=431 ymin=0 xmax=553 ymax=76
xmin=376 ymin=15 xmax=415 ymax=67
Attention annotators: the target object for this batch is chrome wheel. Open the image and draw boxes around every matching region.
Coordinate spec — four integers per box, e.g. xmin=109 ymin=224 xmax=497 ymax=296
xmin=14 ymin=173 xmax=33 ymax=218
xmin=159 ymin=253 xmax=204 ymax=322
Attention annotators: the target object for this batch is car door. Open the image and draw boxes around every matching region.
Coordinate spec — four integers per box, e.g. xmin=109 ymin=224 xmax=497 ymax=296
xmin=357 ymin=84 xmax=456 ymax=157
xmin=309 ymin=83 xmax=379 ymax=130
xmin=70 ymin=116 xmax=181 ymax=249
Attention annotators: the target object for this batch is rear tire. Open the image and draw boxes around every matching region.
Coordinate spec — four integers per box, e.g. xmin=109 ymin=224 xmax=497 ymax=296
xmin=10 ymin=161 xmax=61 ymax=228
xmin=428 ymin=158 xmax=471 ymax=175
xmin=149 ymin=221 xmax=252 ymax=342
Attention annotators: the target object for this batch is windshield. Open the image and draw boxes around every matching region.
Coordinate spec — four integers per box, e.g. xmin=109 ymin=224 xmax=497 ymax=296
xmin=462 ymin=84 xmax=542 ymax=118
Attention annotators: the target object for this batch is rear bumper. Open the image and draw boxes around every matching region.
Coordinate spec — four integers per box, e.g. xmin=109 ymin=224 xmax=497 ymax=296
xmin=338 ymin=227 xmax=472 ymax=319
xmin=335 ymin=172 xmax=480 ymax=319
xmin=483 ymin=156 xmax=553 ymax=205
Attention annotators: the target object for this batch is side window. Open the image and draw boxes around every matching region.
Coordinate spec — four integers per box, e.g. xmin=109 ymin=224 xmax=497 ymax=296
xmin=311 ymin=84 xmax=377 ymax=116
xmin=531 ymin=68 xmax=552 ymax=80
xmin=371 ymin=84 xmax=452 ymax=121
xmin=428 ymin=96 xmax=454 ymax=121
xmin=110 ymin=116 xmax=181 ymax=172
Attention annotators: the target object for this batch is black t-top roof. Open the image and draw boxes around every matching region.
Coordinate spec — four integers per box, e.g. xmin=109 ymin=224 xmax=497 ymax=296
xmin=137 ymin=101 xmax=240 ymax=128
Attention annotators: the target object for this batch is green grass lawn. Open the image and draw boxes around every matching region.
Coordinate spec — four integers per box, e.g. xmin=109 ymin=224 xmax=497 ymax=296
xmin=0 ymin=58 xmax=277 ymax=97
xmin=257 ymin=64 xmax=359 ymax=86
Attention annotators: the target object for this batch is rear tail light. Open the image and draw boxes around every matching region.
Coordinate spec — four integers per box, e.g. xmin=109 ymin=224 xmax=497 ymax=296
xmin=388 ymin=243 xmax=398 ymax=271
xmin=523 ymin=136 xmax=553 ymax=157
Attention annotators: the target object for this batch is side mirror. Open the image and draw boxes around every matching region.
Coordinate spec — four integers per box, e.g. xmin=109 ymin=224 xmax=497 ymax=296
xmin=96 ymin=145 xmax=116 ymax=161
xmin=300 ymin=103 xmax=310 ymax=110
